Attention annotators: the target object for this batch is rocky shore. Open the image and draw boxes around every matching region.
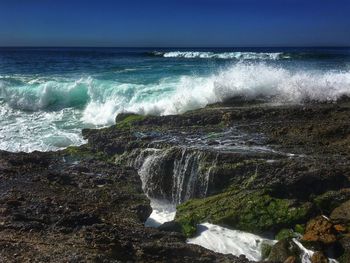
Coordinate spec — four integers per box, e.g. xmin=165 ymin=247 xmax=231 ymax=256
xmin=1 ymin=98 xmax=350 ymax=262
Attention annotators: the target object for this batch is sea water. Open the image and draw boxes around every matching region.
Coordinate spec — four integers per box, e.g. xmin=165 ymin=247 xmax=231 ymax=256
xmin=1 ymin=47 xmax=350 ymax=152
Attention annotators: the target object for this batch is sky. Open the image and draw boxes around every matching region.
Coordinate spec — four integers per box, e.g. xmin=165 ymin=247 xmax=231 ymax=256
xmin=0 ymin=0 xmax=349 ymax=47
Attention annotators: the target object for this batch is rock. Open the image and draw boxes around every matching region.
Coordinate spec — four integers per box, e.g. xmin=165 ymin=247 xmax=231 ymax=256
xmin=3 ymin=98 xmax=350 ymax=261
xmin=115 ymin=112 xmax=139 ymax=123
xmin=268 ymin=238 xmax=301 ymax=263
xmin=175 ymin=188 xmax=313 ymax=237
xmin=338 ymin=236 xmax=350 ymax=263
xmin=284 ymin=256 xmax=297 ymax=263
xmin=313 ymin=189 xmax=350 ymax=214
xmin=302 ymin=216 xmax=337 ymax=245
xmin=158 ymin=221 xmax=183 ymax=233
xmin=330 ymin=200 xmax=350 ymax=225
xmin=334 ymin=224 xmax=347 ymax=233
xmin=0 ymin=151 xmax=241 ymax=262
xmin=261 ymin=241 xmax=273 ymax=260
xmin=311 ymin=251 xmax=328 ymax=263
xmin=276 ymin=228 xmax=299 ymax=240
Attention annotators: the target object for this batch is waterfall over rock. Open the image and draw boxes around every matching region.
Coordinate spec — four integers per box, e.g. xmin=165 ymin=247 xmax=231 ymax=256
xmin=126 ymin=147 xmax=217 ymax=204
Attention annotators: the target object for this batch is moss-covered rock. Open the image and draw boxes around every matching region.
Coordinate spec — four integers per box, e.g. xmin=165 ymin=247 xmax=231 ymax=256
xmin=338 ymin=251 xmax=350 ymax=263
xmin=294 ymin=224 xmax=305 ymax=235
xmin=261 ymin=241 xmax=273 ymax=260
xmin=175 ymin=189 xmax=313 ymax=237
xmin=314 ymin=189 xmax=350 ymax=214
xmin=115 ymin=113 xmax=148 ymax=129
xmin=275 ymin=228 xmax=299 ymax=240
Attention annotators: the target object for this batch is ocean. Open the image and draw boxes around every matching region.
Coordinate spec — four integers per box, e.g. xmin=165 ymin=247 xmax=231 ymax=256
xmin=1 ymin=47 xmax=350 ymax=152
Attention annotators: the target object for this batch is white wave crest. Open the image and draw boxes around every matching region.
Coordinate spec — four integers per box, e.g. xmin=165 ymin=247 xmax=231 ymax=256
xmin=2 ymin=63 xmax=350 ymax=128
xmin=154 ymin=51 xmax=287 ymax=60
xmin=0 ymin=77 xmax=89 ymax=111
xmin=82 ymin=62 xmax=350 ymax=125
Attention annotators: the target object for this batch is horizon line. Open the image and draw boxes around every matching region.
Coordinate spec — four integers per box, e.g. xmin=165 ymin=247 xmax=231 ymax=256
xmin=0 ymin=45 xmax=349 ymax=49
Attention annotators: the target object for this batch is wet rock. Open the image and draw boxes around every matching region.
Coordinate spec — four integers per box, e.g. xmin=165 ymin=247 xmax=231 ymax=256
xmin=284 ymin=256 xmax=297 ymax=263
xmin=276 ymin=228 xmax=299 ymax=240
xmin=3 ymin=99 xmax=350 ymax=261
xmin=0 ymin=150 xmax=243 ymax=262
xmin=313 ymin=189 xmax=350 ymax=214
xmin=268 ymin=238 xmax=301 ymax=263
xmin=337 ymin=236 xmax=350 ymax=263
xmin=158 ymin=221 xmax=183 ymax=233
xmin=302 ymin=216 xmax=337 ymax=245
xmin=311 ymin=251 xmax=328 ymax=263
xmin=175 ymin=188 xmax=313 ymax=237
xmin=330 ymin=200 xmax=350 ymax=226
xmin=261 ymin=241 xmax=273 ymax=260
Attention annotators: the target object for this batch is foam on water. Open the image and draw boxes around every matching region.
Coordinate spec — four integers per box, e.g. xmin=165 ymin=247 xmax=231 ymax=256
xmin=83 ymin=63 xmax=350 ymax=124
xmin=293 ymin=239 xmax=339 ymax=263
xmin=1 ymin=62 xmax=350 ymax=152
xmin=0 ymin=102 xmax=87 ymax=152
xmin=144 ymin=198 xmax=275 ymax=261
xmin=153 ymin=51 xmax=287 ymax=60
xmin=145 ymin=199 xmax=176 ymax=227
xmin=188 ymin=223 xmax=276 ymax=261
xmin=145 ymin=201 xmax=340 ymax=262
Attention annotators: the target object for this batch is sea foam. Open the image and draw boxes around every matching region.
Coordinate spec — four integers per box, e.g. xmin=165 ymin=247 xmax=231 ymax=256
xmin=82 ymin=62 xmax=350 ymax=125
xmin=2 ymin=63 xmax=350 ymax=127
xmin=1 ymin=62 xmax=350 ymax=152
xmin=152 ymin=51 xmax=288 ymax=60
xmin=0 ymin=62 xmax=350 ymax=125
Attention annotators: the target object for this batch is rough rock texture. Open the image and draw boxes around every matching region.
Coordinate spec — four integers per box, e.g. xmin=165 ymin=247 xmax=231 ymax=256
xmin=2 ymin=99 xmax=350 ymax=262
xmin=81 ymin=99 xmax=350 ymax=262
xmin=330 ymin=200 xmax=350 ymax=225
xmin=0 ymin=151 xmax=246 ymax=262
xmin=311 ymin=251 xmax=328 ymax=263
xmin=268 ymin=239 xmax=301 ymax=263
xmin=302 ymin=216 xmax=337 ymax=245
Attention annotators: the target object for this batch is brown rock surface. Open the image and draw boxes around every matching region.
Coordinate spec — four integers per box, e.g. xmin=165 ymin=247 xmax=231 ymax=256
xmin=302 ymin=216 xmax=337 ymax=245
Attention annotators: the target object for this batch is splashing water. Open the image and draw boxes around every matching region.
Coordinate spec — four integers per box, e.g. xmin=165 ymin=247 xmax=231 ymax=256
xmin=1 ymin=47 xmax=349 ymax=152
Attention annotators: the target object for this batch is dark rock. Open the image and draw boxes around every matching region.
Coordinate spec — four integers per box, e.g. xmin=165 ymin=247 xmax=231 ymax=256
xmin=2 ymin=99 xmax=350 ymax=262
xmin=330 ymin=200 xmax=350 ymax=225
xmin=311 ymin=251 xmax=328 ymax=263
xmin=268 ymin=238 xmax=301 ymax=263
xmin=158 ymin=221 xmax=183 ymax=233
xmin=0 ymin=150 xmax=243 ymax=262
xmin=261 ymin=241 xmax=273 ymax=260
xmin=284 ymin=256 xmax=297 ymax=263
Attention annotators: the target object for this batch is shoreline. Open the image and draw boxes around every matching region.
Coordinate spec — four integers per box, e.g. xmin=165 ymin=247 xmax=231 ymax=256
xmin=1 ymin=100 xmax=350 ymax=262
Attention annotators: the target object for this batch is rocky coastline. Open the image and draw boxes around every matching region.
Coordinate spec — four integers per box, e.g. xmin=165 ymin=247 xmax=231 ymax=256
xmin=1 ymin=98 xmax=350 ymax=262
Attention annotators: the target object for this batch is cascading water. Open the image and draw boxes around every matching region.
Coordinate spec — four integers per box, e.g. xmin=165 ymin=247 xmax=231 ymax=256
xmin=124 ymin=145 xmax=341 ymax=262
xmin=129 ymin=147 xmax=213 ymax=204
xmin=126 ymin=146 xmax=275 ymax=261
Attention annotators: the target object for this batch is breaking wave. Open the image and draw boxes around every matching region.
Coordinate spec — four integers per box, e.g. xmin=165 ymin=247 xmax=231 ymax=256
xmin=151 ymin=51 xmax=287 ymax=60
xmin=0 ymin=77 xmax=89 ymax=111
xmin=83 ymin=63 xmax=350 ymax=124
xmin=1 ymin=62 xmax=350 ymax=127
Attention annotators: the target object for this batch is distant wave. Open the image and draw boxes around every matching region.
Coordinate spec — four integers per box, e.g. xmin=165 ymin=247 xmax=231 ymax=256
xmin=150 ymin=51 xmax=289 ymax=60
xmin=1 ymin=63 xmax=350 ymax=127
xmin=149 ymin=50 xmax=349 ymax=60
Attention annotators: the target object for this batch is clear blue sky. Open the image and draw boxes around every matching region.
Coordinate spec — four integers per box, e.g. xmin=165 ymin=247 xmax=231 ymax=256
xmin=1 ymin=0 xmax=349 ymax=47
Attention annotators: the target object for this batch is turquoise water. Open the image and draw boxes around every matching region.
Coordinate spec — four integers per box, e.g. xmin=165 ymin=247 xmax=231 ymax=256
xmin=1 ymin=47 xmax=350 ymax=152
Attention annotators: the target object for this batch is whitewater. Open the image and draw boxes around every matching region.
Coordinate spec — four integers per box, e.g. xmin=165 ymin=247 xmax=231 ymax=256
xmin=0 ymin=47 xmax=347 ymax=262
xmin=1 ymin=48 xmax=350 ymax=152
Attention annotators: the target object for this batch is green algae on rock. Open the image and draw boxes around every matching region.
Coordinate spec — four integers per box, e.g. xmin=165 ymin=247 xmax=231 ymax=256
xmin=175 ymin=189 xmax=313 ymax=237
